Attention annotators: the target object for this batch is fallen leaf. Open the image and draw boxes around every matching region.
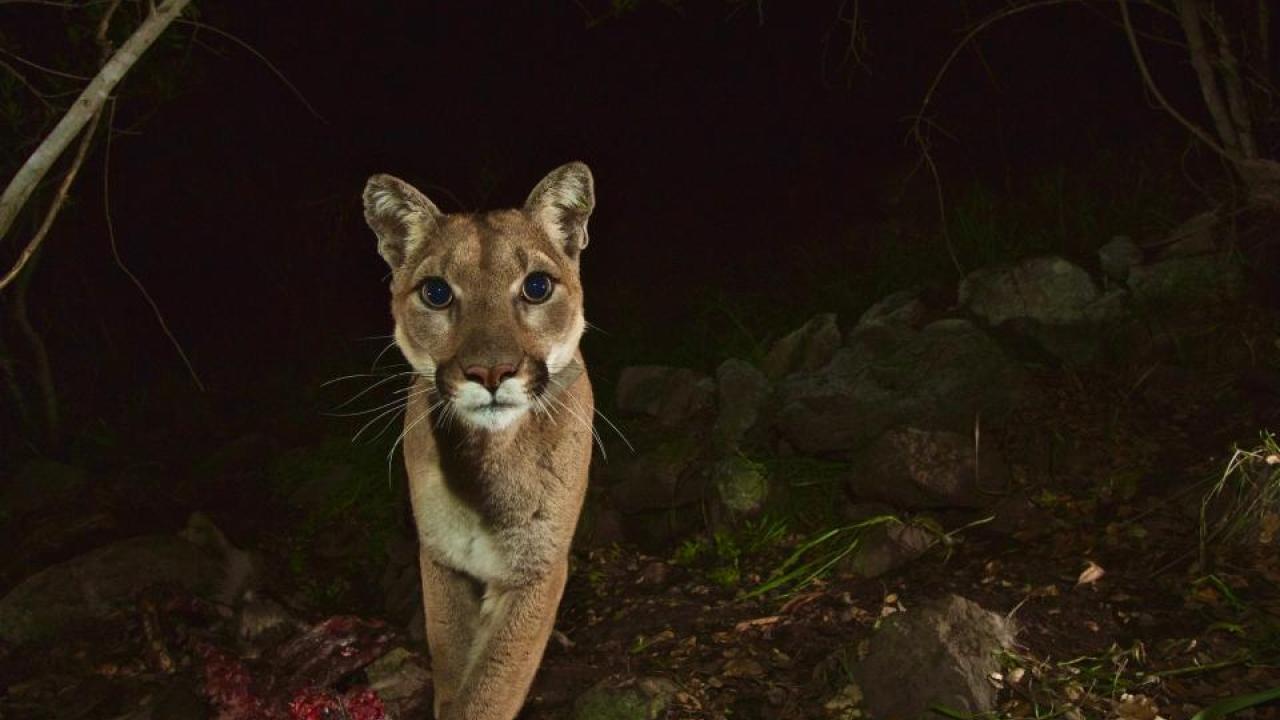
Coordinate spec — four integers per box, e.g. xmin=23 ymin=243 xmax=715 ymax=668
xmin=734 ymin=616 xmax=781 ymax=633
xmin=722 ymin=656 xmax=766 ymax=679
xmin=1076 ymin=560 xmax=1105 ymax=587
xmin=1114 ymin=693 xmax=1164 ymax=720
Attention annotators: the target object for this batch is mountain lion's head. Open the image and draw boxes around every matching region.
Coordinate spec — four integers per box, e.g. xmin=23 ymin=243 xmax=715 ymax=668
xmin=363 ymin=162 xmax=594 ymax=432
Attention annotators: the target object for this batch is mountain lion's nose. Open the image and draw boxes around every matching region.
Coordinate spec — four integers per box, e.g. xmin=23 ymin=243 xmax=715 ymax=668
xmin=464 ymin=363 xmax=517 ymax=392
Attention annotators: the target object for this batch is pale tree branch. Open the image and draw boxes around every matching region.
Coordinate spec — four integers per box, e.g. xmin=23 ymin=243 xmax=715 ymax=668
xmin=0 ymin=0 xmax=192 ymax=253
xmin=1118 ymin=0 xmax=1233 ymax=161
xmin=1174 ymin=0 xmax=1242 ymax=157
xmin=1205 ymin=4 xmax=1258 ymax=158
xmin=0 ymin=109 xmax=102 ymax=289
xmin=0 ymin=0 xmax=122 ymax=290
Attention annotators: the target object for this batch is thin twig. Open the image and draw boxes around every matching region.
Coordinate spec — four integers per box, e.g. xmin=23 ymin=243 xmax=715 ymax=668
xmin=0 ymin=110 xmax=102 ymax=289
xmin=0 ymin=57 xmax=54 ymax=108
xmin=174 ymin=18 xmax=326 ymax=123
xmin=908 ymin=0 xmax=1077 ymax=276
xmin=0 ymin=0 xmax=193 ymax=248
xmin=1175 ymin=0 xmax=1241 ymax=156
xmin=0 ymin=46 xmax=91 ymax=81
xmin=1118 ymin=0 xmax=1233 ymax=162
xmin=101 ymin=100 xmax=205 ymax=391
xmin=0 ymin=0 xmax=123 ymax=289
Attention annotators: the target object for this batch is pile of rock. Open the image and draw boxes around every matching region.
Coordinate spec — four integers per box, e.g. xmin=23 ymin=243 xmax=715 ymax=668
xmin=587 ymin=235 xmax=1247 ymax=557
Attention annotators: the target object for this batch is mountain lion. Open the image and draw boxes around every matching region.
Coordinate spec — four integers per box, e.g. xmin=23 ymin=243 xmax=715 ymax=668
xmin=362 ymin=162 xmax=596 ymax=719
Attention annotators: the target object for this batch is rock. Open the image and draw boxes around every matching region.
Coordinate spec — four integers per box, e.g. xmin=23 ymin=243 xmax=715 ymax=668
xmin=960 ymin=255 xmax=1100 ymax=327
xmin=959 ymin=255 xmax=1133 ymax=365
xmin=607 ymin=437 xmax=702 ymax=514
xmin=986 ymin=489 xmax=1054 ymax=538
xmin=847 ymin=428 xmax=1008 ymax=510
xmin=179 ymin=512 xmax=263 ymax=605
xmin=711 ymin=358 xmax=770 ymax=451
xmin=761 ymin=314 xmax=841 ymax=380
xmin=1239 ymin=158 xmax=1280 ymax=207
xmin=844 ymin=519 xmax=936 ymax=578
xmin=1154 ymin=210 xmax=1218 ymax=258
xmin=823 ymin=683 xmax=864 ymax=720
xmin=851 ymin=594 xmax=1017 ymax=720
xmin=572 ymin=676 xmax=679 ymax=720
xmin=722 ymin=656 xmax=766 ymax=679
xmin=576 ymin=501 xmax=627 ymax=549
xmin=637 ymin=561 xmax=671 ymax=588
xmin=381 ymin=534 xmax=421 ymax=626
xmin=0 ymin=534 xmax=227 ymax=645
xmin=615 ymin=366 xmax=714 ymax=427
xmin=711 ymin=455 xmax=769 ymax=517
xmin=1127 ymin=253 xmax=1246 ymax=313
xmin=1083 ymin=287 xmax=1132 ymax=324
xmin=854 ymin=288 xmax=927 ymax=331
xmin=286 ymin=463 xmax=357 ymax=515
xmin=620 ymin=504 xmax=703 ymax=551
xmin=776 ymin=319 xmax=1026 ymax=455
xmin=365 ymin=647 xmax=432 ymax=718
xmin=236 ymin=591 xmax=300 ymax=657
xmin=1098 ymin=236 xmax=1143 ymax=283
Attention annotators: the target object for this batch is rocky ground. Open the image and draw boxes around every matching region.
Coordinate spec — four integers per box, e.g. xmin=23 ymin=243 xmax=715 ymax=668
xmin=1 ymin=208 xmax=1279 ymax=719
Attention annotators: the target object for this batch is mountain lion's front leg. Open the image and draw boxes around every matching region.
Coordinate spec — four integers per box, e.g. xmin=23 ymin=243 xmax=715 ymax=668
xmin=446 ymin=558 xmax=568 ymax=720
xmin=420 ymin=552 xmax=482 ymax=719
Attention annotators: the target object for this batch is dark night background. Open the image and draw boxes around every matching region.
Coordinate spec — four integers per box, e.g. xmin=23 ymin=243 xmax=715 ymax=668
xmin=4 ymin=0 xmax=1204 ymax=415
xmin=2 ymin=1 xmax=1280 ymax=718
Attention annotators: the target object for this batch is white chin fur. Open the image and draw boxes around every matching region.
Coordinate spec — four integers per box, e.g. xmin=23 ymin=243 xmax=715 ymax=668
xmin=453 ymin=379 xmax=530 ymax=431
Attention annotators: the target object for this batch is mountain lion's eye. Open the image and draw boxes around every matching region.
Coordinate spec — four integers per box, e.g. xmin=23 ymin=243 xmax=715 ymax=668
xmin=420 ymin=277 xmax=453 ymax=309
xmin=521 ymin=272 xmax=553 ymax=303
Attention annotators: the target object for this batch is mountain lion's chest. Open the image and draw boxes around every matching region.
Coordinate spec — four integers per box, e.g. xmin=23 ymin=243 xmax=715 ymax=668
xmin=410 ymin=469 xmax=510 ymax=583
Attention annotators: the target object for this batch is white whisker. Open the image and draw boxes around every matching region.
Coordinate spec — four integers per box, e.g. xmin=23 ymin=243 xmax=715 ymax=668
xmin=545 ymin=390 xmax=606 ymax=461
xmin=331 ymin=385 xmax=433 ymax=418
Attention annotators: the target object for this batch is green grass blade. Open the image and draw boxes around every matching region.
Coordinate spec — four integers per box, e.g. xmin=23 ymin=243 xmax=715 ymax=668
xmin=1190 ymin=686 xmax=1280 ymax=720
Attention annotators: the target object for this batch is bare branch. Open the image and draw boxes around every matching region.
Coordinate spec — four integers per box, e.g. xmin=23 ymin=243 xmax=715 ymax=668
xmin=1118 ymin=0 xmax=1233 ymax=161
xmin=0 ymin=109 xmax=102 ymax=289
xmin=0 ymin=0 xmax=192 ymax=250
xmin=1174 ymin=0 xmax=1241 ymax=156
xmin=0 ymin=57 xmax=54 ymax=109
xmin=100 ymin=100 xmax=205 ymax=391
xmin=908 ymin=0 xmax=1080 ymax=276
xmin=913 ymin=0 xmax=1078 ymax=139
xmin=0 ymin=46 xmax=92 ymax=81
xmin=0 ymin=0 xmax=122 ymax=290
xmin=1206 ymin=5 xmax=1258 ymax=158
xmin=175 ymin=18 xmax=326 ymax=123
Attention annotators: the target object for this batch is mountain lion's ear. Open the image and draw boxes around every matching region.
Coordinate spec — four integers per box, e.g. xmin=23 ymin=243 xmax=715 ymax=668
xmin=524 ymin=161 xmax=595 ymax=258
xmin=363 ymin=174 xmax=442 ymax=269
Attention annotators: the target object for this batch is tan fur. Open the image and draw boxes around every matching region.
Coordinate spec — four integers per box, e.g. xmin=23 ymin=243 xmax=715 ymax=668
xmin=363 ymin=163 xmax=596 ymax=720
